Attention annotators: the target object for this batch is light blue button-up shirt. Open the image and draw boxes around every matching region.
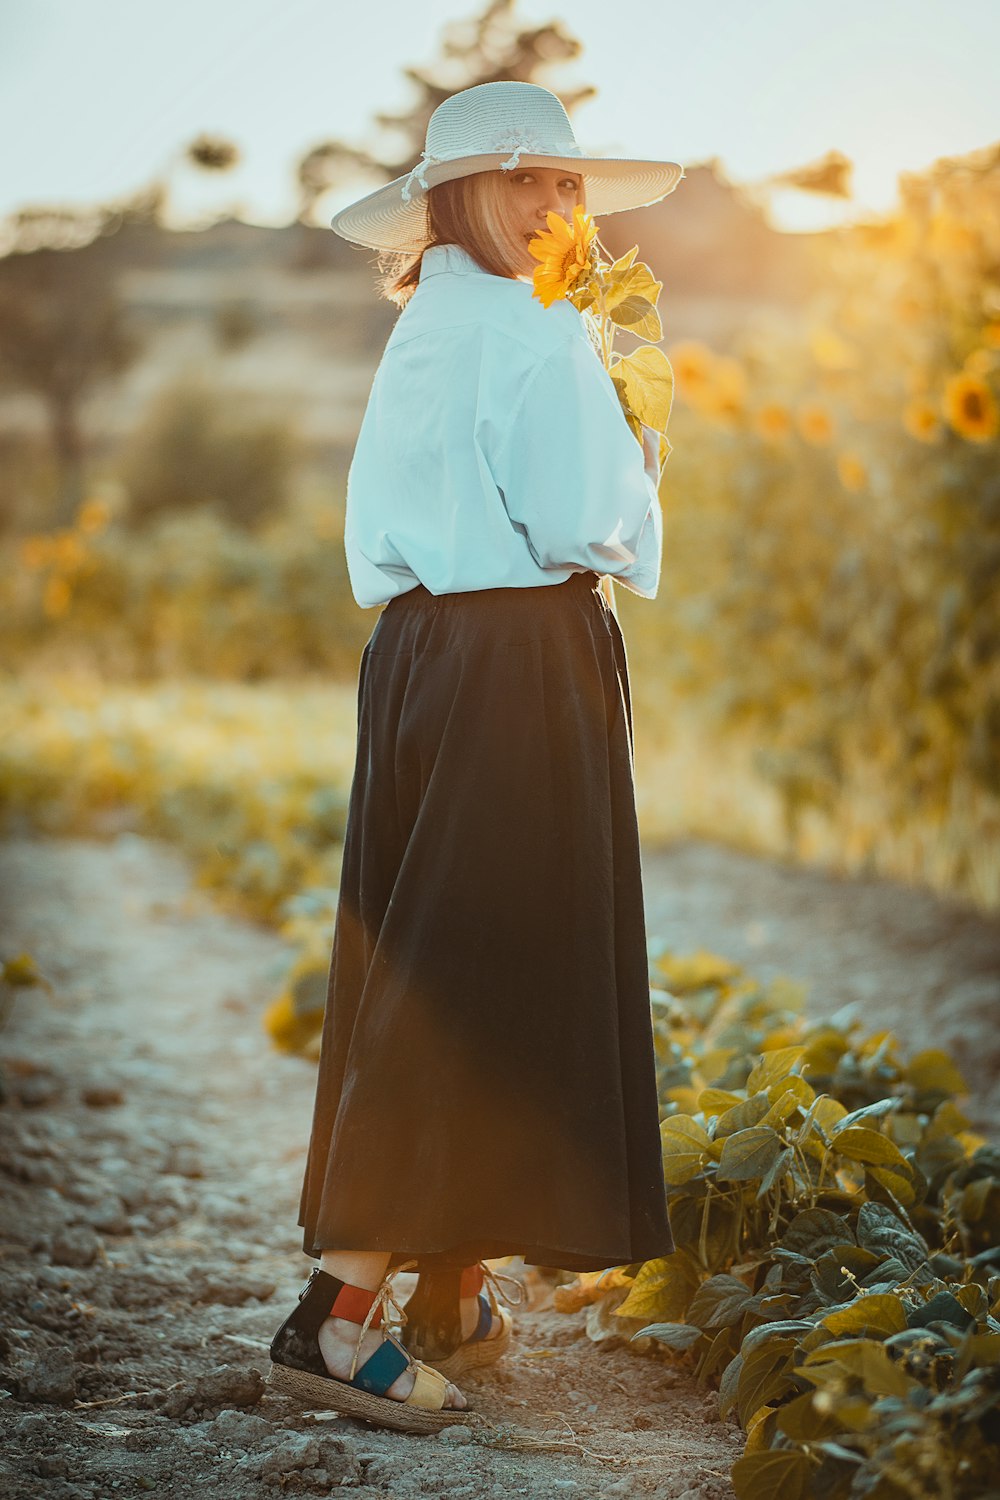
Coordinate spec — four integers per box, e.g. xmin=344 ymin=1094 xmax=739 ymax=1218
xmin=343 ymin=242 xmax=663 ymax=609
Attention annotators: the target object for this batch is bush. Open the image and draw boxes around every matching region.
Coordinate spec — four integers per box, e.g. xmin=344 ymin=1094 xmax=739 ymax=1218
xmin=563 ymin=957 xmax=999 ymax=1500
xmin=119 ymin=376 xmax=300 ymax=530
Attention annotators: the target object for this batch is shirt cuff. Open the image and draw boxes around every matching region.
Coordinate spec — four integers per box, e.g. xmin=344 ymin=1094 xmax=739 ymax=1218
xmin=613 ymin=488 xmax=662 ymax=599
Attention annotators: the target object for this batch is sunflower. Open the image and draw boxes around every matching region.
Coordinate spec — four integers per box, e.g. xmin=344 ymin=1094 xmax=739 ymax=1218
xmin=755 ymin=402 xmax=792 ymax=443
xmin=902 ymin=398 xmax=941 ymax=443
xmin=701 ymin=356 xmax=746 ymax=421
xmin=836 ymin=451 xmax=867 ymax=493
xmin=666 ymin=340 xmax=715 ymax=408
xmin=797 ymin=401 xmax=835 ymax=445
xmin=19 ymin=535 xmax=54 ymax=570
xmin=75 ymin=498 xmax=112 ymax=536
xmin=42 ymin=575 xmax=71 ymax=619
xmin=943 ymin=371 xmax=999 ymax=442
xmin=964 ymin=349 xmax=997 ymax=377
xmin=528 ymin=205 xmax=597 ymax=309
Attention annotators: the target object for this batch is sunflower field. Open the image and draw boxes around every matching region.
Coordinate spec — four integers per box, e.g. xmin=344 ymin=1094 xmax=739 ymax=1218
xmin=1 ymin=144 xmax=998 ymax=916
xmin=620 ymin=144 xmax=1000 ymax=910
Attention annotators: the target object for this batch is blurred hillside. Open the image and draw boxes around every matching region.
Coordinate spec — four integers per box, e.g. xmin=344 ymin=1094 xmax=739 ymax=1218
xmin=0 ymin=159 xmax=824 ymax=473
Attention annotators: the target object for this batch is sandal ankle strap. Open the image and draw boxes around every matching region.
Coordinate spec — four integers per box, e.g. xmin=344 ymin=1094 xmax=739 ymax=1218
xmin=459 ymin=1260 xmax=527 ymax=1312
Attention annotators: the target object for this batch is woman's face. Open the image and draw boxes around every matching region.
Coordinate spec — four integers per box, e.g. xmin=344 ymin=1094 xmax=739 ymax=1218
xmin=502 ymin=165 xmax=584 ymax=277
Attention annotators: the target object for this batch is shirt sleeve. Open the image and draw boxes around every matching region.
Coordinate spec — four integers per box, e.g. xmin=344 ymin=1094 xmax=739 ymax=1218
xmin=492 ymin=332 xmax=663 ymax=598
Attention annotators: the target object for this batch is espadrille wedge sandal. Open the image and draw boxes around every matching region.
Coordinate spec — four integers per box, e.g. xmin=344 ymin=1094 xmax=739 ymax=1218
xmin=266 ymin=1263 xmax=472 ymax=1434
xmin=402 ymin=1261 xmax=525 ymax=1381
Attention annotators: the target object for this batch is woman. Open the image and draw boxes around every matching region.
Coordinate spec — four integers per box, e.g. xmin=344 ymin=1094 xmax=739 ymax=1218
xmin=268 ymin=80 xmax=684 ymax=1434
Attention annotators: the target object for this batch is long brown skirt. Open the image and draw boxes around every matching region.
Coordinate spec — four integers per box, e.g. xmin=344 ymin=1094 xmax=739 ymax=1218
xmin=297 ymin=567 xmax=674 ymax=1273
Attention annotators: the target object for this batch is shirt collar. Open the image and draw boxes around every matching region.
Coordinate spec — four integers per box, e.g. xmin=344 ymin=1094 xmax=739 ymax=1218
xmin=418 ymin=242 xmax=530 ymax=285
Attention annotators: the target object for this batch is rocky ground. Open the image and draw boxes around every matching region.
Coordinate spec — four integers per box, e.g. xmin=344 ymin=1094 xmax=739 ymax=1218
xmin=0 ymin=831 xmax=997 ymax=1500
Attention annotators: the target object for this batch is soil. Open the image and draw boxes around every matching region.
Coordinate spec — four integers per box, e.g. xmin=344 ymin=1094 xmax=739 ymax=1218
xmin=0 ymin=831 xmax=997 ymax=1500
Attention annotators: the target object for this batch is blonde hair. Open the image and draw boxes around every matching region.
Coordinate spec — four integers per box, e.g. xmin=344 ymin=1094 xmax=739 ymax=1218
xmin=375 ymin=167 xmax=586 ymax=308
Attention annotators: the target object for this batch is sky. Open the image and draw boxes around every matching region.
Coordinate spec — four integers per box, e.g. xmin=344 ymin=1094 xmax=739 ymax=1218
xmin=1 ymin=0 xmax=998 ymax=236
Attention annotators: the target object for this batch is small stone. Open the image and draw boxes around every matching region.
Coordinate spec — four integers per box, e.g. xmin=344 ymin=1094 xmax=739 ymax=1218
xmin=84 ymin=1196 xmax=130 ymax=1235
xmin=50 ymin=1226 xmax=101 ymax=1268
xmin=33 ymin=1454 xmax=69 ymax=1477
xmin=17 ymin=1073 xmax=61 ymax=1108
xmin=160 ymin=1363 xmax=266 ymax=1417
xmin=189 ymin=1271 xmax=276 ymax=1306
xmin=82 ymin=1084 xmax=125 ymax=1108
xmin=13 ymin=1412 xmax=51 ymax=1438
xmin=437 ymin=1424 xmax=473 ymax=1443
xmin=18 ymin=1157 xmax=64 ymax=1187
xmin=163 ymin=1146 xmax=204 ymax=1179
xmin=114 ymin=1174 xmax=149 ymax=1210
xmin=15 ymin=1349 xmax=77 ymax=1405
xmin=359 ymin=1457 xmax=394 ymax=1484
xmin=35 ymin=1266 xmax=77 ymax=1291
xmin=209 ymin=1409 xmax=275 ymax=1449
xmin=124 ymin=1429 xmax=157 ymax=1452
xmin=198 ymin=1192 xmax=254 ymax=1229
xmin=261 ymin=1433 xmax=320 ymax=1482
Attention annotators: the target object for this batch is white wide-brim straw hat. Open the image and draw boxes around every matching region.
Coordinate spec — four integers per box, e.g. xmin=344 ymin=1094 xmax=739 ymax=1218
xmin=330 ymin=80 xmax=685 ymax=254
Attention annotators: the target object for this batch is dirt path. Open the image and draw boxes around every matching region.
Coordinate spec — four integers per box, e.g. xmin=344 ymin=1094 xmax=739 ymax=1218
xmin=0 ymin=832 xmax=996 ymax=1500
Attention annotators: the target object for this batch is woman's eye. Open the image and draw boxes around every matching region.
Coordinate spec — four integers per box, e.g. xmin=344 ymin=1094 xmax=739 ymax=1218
xmin=514 ymin=173 xmax=578 ymax=188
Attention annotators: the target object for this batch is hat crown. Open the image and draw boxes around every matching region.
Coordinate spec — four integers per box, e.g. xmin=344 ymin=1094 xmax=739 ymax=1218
xmin=423 ymin=81 xmax=582 ymax=163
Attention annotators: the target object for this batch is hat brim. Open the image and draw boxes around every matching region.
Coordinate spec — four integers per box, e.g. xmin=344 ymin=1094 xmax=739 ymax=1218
xmin=329 ymin=153 xmax=685 ymax=253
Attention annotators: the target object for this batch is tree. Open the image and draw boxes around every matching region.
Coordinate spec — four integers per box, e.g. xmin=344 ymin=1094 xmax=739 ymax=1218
xmin=0 ymin=241 xmax=140 ymax=520
xmin=294 ymin=0 xmax=594 ymax=227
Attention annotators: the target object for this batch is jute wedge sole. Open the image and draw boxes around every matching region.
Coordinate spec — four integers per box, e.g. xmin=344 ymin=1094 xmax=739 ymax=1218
xmin=423 ymin=1305 xmax=513 ymax=1382
xmin=265 ymin=1359 xmax=474 ymax=1435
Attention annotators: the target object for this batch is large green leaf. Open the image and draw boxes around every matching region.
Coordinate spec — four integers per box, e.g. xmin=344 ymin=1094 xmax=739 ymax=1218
xmin=687 ymin=1273 xmax=754 ymax=1329
xmin=631 ymin=1320 xmax=702 ymax=1350
xmin=906 ymin=1047 xmax=968 ymax=1100
xmin=907 ymin=1289 xmax=975 ymax=1333
xmin=715 ymin=1093 xmax=771 ymax=1138
xmin=833 ymin=1097 xmax=900 ymax=1132
xmin=719 ymin=1352 xmax=743 ymax=1419
xmin=660 ymin=1114 xmax=711 ymax=1184
xmin=864 ymin=1162 xmax=918 ymax=1208
xmin=603 ymin=261 xmax=662 ymax=318
xmin=781 ymin=1208 xmax=856 ymax=1257
xmin=732 ymin=1448 xmax=814 ymax=1500
xmin=614 ymin=1249 xmax=701 ymax=1322
xmin=607 ymin=294 xmax=662 ymax=343
xmin=822 ymin=1294 xmax=907 ymax=1339
xmin=833 ymin=1127 xmax=911 ymax=1169
xmin=801 ymin=1337 xmax=918 ymax=1397
xmin=611 ymin=345 xmax=674 ymax=433
xmin=746 ymin=1047 xmax=806 ymax=1095
xmin=775 ymin=1389 xmax=842 ymax=1442
xmin=740 ymin=1320 xmax=817 ymax=1357
xmin=737 ymin=1338 xmax=799 ymax=1426
xmin=717 ymin=1126 xmax=786 ymax=1183
xmin=856 ymin=1202 xmax=930 ymax=1270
